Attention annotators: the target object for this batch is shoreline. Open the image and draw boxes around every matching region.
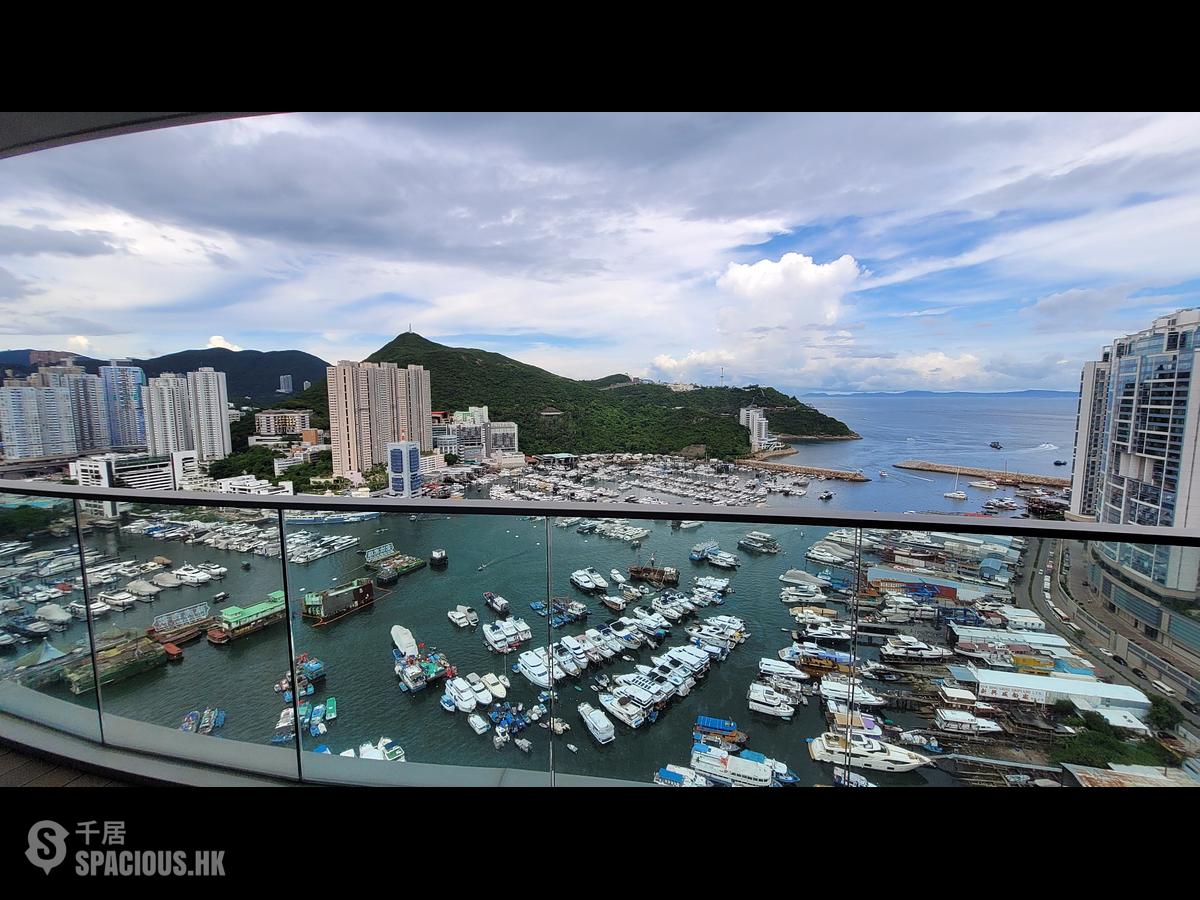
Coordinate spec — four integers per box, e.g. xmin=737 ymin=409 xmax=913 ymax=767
xmin=774 ymin=432 xmax=862 ymax=443
xmin=894 ymin=459 xmax=1070 ymax=487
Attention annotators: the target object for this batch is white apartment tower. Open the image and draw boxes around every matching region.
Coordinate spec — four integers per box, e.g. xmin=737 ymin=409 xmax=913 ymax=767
xmin=100 ymin=360 xmax=146 ymax=449
xmin=188 ymin=367 xmax=232 ymax=461
xmin=739 ymin=406 xmax=770 ymax=452
xmin=142 ymin=373 xmax=192 ymax=456
xmin=0 ymin=385 xmax=78 ymax=459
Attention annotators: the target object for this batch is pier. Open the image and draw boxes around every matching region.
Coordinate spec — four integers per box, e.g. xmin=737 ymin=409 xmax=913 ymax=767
xmin=736 ymin=460 xmax=871 ymax=482
xmin=893 ymin=459 xmax=1070 ymax=487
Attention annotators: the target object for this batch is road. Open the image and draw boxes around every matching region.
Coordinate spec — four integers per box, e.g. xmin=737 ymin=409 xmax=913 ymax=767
xmin=1015 ymin=537 xmax=1200 ymax=731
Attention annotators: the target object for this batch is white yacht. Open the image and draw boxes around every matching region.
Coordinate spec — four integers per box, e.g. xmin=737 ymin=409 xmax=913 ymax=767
xmin=173 ymin=565 xmax=211 ymax=584
xmin=447 ymin=608 xmax=471 ymax=628
xmin=747 ymin=683 xmax=795 ymax=719
xmin=585 ymin=628 xmax=617 ymax=659
xmin=779 ymin=568 xmax=832 ymax=588
xmin=609 ymin=568 xmax=626 ymax=585
xmin=653 ymin=765 xmax=710 ymax=787
xmin=607 ymin=619 xmax=644 ymax=648
xmin=690 ymin=743 xmax=775 ymax=787
xmin=826 ymin=700 xmax=885 ymax=737
xmin=818 ymin=675 xmax=887 ymax=707
xmin=518 ymin=650 xmax=552 ymax=689
xmin=808 ymin=731 xmax=930 ymax=772
xmin=468 ymin=714 xmax=491 ymax=735
xmin=578 ymin=702 xmax=616 ymax=744
xmin=598 ymin=691 xmax=647 ymax=729
xmin=803 ymin=622 xmax=853 ymax=644
xmin=551 ymin=642 xmax=581 ymax=676
xmin=68 ymin=599 xmax=111 ymax=620
xmin=570 ymin=570 xmax=597 ymax=591
xmin=466 ymin=673 xmax=493 ymax=706
xmin=934 ymin=708 xmax=1004 ymax=734
xmin=584 ymin=567 xmax=608 ymax=589
xmin=560 ymin=635 xmax=590 ymax=670
xmin=758 ymin=657 xmax=809 ymax=681
xmin=446 ymin=676 xmax=477 ymax=713
xmin=879 ymin=634 xmax=955 ymax=663
xmin=483 ymin=621 xmax=513 ymax=652
xmin=575 ymin=633 xmax=604 ymax=664
xmin=967 ymin=479 xmax=999 ymax=490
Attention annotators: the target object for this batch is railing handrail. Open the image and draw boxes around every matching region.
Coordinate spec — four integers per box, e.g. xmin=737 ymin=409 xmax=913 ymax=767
xmin=4 ymin=477 xmax=1200 ymax=547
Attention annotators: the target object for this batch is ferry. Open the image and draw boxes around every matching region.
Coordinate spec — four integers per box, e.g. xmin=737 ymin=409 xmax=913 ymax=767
xmin=690 ymin=743 xmax=776 ymax=787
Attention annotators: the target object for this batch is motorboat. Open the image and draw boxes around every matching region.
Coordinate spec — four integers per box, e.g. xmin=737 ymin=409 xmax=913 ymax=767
xmin=466 ymin=672 xmax=493 ymax=706
xmin=689 ymin=743 xmax=775 ymax=787
xmin=826 ymin=700 xmax=884 ymax=737
xmin=447 ymin=676 xmax=477 ymax=712
xmin=518 ymin=650 xmax=552 ymax=689
xmin=818 ymin=675 xmax=887 ymax=707
xmin=482 ymin=672 xmax=506 ymax=699
xmin=879 ymin=634 xmax=955 ymax=663
xmin=468 ymin=714 xmax=490 ymax=735
xmin=758 ymin=657 xmax=809 ymax=681
xmin=173 ymin=565 xmax=211 ymax=584
xmin=598 ymin=691 xmax=648 ymax=729
xmin=747 ymin=683 xmax=795 ymax=719
xmin=377 ymin=738 xmax=406 ymax=762
xmin=447 ymin=608 xmax=471 ymax=628
xmin=609 ymin=568 xmax=626 ymax=585
xmin=808 ymin=731 xmax=930 ymax=772
xmin=654 ymin=765 xmax=710 ymax=787
xmin=459 ymin=605 xmax=479 ymax=626
xmin=560 ymin=635 xmax=590 ymax=670
xmin=585 ymin=628 xmax=617 ymax=659
xmin=483 ymin=621 xmax=513 ymax=652
xmin=739 ymin=750 xmax=800 ymax=785
xmin=584 ymin=567 xmax=609 ymax=589
xmin=570 ymin=570 xmax=597 ymax=591
xmin=934 ymin=708 xmax=1004 ymax=734
xmin=578 ymin=702 xmax=616 ymax=744
xmin=484 ymin=593 xmax=510 ymax=617
xmin=551 ymin=642 xmax=581 ymax=676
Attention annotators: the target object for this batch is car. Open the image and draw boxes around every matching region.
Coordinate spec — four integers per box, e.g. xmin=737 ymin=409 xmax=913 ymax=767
xmin=1131 ymin=667 xmax=1148 ymax=679
xmin=1182 ymin=700 xmax=1199 ymax=715
xmin=1097 ymin=648 xmax=1115 ymax=658
xmin=1112 ymin=656 xmax=1127 ymax=667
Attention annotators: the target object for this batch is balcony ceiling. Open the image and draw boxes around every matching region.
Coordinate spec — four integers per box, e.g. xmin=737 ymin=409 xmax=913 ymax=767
xmin=0 ymin=112 xmax=278 ymax=160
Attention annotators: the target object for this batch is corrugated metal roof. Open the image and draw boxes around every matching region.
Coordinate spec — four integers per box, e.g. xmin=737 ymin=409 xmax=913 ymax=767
xmin=1063 ymin=763 xmax=1199 ymax=788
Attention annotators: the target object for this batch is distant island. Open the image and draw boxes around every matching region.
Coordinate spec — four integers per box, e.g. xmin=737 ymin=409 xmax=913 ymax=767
xmin=800 ymin=389 xmax=1077 ymax=399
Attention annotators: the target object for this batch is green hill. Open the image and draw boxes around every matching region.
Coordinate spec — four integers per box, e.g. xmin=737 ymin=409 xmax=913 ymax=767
xmin=299 ymin=332 xmax=855 ymax=457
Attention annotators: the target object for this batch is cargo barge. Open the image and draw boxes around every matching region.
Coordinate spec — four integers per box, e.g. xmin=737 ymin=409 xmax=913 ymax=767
xmin=302 ymin=577 xmax=375 ymax=627
xmin=207 ymin=591 xmax=287 ymax=644
xmin=64 ymin=629 xmax=168 ymax=694
xmin=362 ymin=541 xmax=427 ymax=575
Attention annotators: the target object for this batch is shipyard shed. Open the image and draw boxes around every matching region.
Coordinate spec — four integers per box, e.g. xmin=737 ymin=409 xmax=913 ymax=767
xmin=1062 ymin=763 xmax=1200 ymax=787
xmin=948 ymin=664 xmax=1151 ymax=712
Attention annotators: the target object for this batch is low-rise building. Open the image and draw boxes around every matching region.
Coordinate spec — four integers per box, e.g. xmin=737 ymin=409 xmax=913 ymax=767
xmin=255 ymin=409 xmax=312 ymax=435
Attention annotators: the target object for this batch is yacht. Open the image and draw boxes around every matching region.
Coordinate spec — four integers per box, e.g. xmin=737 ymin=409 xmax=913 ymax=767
xmin=560 ymin=635 xmax=590 ymax=670
xmin=758 ymin=658 xmax=809 ymax=681
xmin=678 ymin=521 xmax=703 ymax=530
xmin=551 ymin=642 xmax=581 ymax=676
xmin=609 ymin=568 xmax=626 ymax=585
xmin=484 ymin=593 xmax=510 ymax=616
xmin=578 ymin=702 xmax=616 ymax=744
xmin=483 ymin=621 xmax=514 ymax=652
xmin=518 ymin=650 xmax=552 ymax=689
xmin=808 ymin=732 xmax=930 ymax=772
xmin=747 ymin=683 xmax=795 ymax=719
xmin=459 ymin=605 xmax=480 ymax=626
xmin=804 ymin=622 xmax=854 ymax=645
xmin=934 ymin=708 xmax=1004 ymax=734
xmin=818 ymin=675 xmax=887 ymax=707
xmin=967 ymin=479 xmax=999 ymax=490
xmin=598 ymin=691 xmax=648 ymax=729
xmin=570 ymin=570 xmax=597 ymax=591
xmin=585 ymin=628 xmax=617 ymax=659
xmin=174 ymin=565 xmax=211 ymax=585
xmin=779 ymin=568 xmax=832 ymax=588
xmin=468 ymin=714 xmax=491 ymax=735
xmin=943 ymin=469 xmax=967 ymax=501
xmin=447 ymin=608 xmax=471 ymax=628
xmin=466 ymin=673 xmax=493 ymax=706
xmin=690 ymin=744 xmax=776 ymax=787
xmin=481 ymin=672 xmax=506 ymax=699
xmin=68 ymin=599 xmax=111 ymax=620
xmin=584 ymin=567 xmax=609 ymax=589
xmin=607 ymin=619 xmax=644 ymax=648
xmin=446 ymin=677 xmax=477 ymax=712
xmin=879 ymin=634 xmax=955 ymax=663
xmin=826 ymin=700 xmax=884 ymax=737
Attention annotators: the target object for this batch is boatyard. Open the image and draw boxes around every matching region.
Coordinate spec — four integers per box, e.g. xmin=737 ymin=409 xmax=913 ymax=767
xmin=1 ymin=506 xmax=1187 ymax=786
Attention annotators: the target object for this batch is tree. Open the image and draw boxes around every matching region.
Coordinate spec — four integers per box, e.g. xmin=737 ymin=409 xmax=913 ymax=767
xmin=1147 ymin=695 xmax=1184 ymax=731
xmin=365 ymin=463 xmax=389 ymax=492
xmin=1052 ymin=699 xmax=1076 ymax=718
xmin=444 ymin=453 xmax=460 ymax=466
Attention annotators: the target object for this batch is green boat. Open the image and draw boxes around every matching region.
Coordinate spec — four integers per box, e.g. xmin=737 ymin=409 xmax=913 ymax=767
xmin=325 ymin=697 xmax=337 ymax=721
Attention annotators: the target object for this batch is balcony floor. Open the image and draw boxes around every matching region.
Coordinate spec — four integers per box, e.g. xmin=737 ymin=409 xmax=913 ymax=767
xmin=0 ymin=740 xmax=127 ymax=787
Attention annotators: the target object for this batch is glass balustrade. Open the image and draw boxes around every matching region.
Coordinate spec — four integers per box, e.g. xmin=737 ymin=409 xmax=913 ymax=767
xmin=2 ymin=482 xmax=1199 ymax=788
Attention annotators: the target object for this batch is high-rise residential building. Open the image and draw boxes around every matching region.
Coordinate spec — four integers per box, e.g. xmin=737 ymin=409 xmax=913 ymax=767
xmin=142 ymin=373 xmax=192 ymax=456
xmin=100 ymin=359 xmax=146 ymax=449
xmin=0 ymin=385 xmax=78 ymax=459
xmin=1070 ymin=308 xmax=1200 ymax=676
xmin=488 ymin=421 xmax=519 ymax=454
xmin=13 ymin=361 xmax=110 ymax=453
xmin=387 ymin=441 xmax=422 ymax=497
xmin=188 ymin=367 xmax=231 ymax=461
xmin=406 ymin=364 xmax=433 ymax=452
xmin=278 ymin=374 xmax=293 ymax=393
xmin=255 ymin=409 xmax=313 ymax=435
xmin=326 ymin=361 xmax=432 ymax=478
xmin=739 ymin=407 xmax=770 ymax=452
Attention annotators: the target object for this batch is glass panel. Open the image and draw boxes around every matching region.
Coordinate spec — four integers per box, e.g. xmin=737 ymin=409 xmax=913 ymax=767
xmin=283 ymin=507 xmax=551 ymax=785
xmin=0 ymin=491 xmax=102 ymax=741
xmin=74 ymin=496 xmax=299 ymax=780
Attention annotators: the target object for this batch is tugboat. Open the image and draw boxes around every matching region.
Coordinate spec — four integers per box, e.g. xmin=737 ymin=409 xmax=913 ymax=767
xmin=375 ymin=566 xmax=400 ymax=587
xmin=430 ymin=548 xmax=448 ymax=568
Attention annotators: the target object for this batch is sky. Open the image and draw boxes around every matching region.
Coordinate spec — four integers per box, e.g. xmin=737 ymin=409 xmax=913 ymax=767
xmin=2 ymin=111 xmax=1199 ymax=394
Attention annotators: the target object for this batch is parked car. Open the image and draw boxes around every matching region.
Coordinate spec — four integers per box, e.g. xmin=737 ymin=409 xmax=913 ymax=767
xmin=1131 ymin=667 xmax=1148 ymax=679
xmin=1181 ymin=699 xmax=1198 ymax=715
xmin=1112 ymin=656 xmax=1128 ymax=667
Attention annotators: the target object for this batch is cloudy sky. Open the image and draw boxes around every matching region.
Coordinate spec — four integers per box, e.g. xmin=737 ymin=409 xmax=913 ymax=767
xmin=2 ymin=111 xmax=1199 ymax=393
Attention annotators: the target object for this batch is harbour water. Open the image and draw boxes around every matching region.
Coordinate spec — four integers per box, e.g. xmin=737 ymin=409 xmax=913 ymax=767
xmin=774 ymin=394 xmax=1078 ymax=515
xmin=8 ymin=509 xmax=965 ymax=786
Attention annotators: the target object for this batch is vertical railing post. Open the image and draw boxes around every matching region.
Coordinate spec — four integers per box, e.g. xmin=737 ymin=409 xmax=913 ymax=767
xmin=277 ymin=508 xmax=304 ymax=783
xmin=71 ymin=499 xmax=105 ymax=744
xmin=546 ymin=514 xmax=554 ymax=786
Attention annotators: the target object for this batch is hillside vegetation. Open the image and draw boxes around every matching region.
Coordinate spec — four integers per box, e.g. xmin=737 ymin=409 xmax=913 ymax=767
xmin=302 ymin=332 xmax=854 ymax=457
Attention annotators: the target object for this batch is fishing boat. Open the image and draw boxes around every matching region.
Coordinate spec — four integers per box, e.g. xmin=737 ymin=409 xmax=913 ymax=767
xmin=325 ymin=697 xmax=337 ymax=721
xmin=180 ymin=710 xmax=201 ymax=733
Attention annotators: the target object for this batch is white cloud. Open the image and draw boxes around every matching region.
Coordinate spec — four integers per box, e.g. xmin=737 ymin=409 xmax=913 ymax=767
xmin=207 ymin=335 xmax=243 ymax=352
xmin=66 ymin=335 xmax=91 ymax=353
xmin=716 ymin=252 xmax=860 ymax=325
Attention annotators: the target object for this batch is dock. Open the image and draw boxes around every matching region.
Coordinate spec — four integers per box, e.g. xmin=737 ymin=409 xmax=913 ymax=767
xmin=893 ymin=460 xmax=1070 ymax=487
xmin=736 ymin=460 xmax=871 ymax=482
